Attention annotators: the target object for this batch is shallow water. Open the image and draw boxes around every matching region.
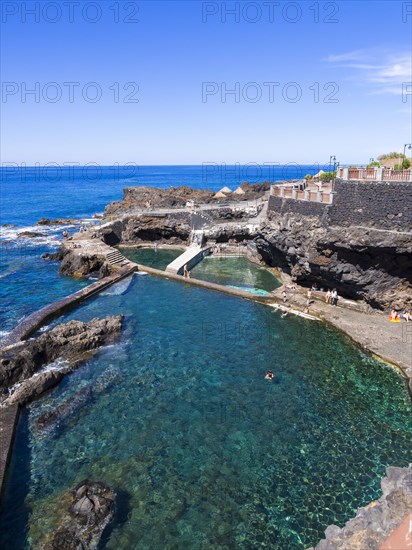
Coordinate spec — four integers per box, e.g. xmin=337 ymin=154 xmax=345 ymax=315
xmin=1 ymin=275 xmax=410 ymax=549
xmin=118 ymin=247 xmax=183 ymax=271
xmin=191 ymin=255 xmax=281 ymax=293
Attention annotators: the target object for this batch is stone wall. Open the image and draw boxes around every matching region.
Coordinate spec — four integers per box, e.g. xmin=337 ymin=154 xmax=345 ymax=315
xmin=268 ymin=180 xmax=412 ymax=230
xmin=268 ymin=196 xmax=330 ymax=224
xmin=330 ymin=179 xmax=412 ymax=229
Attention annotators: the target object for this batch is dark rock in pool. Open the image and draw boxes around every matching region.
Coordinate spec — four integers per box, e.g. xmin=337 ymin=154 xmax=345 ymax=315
xmin=42 ymin=480 xmax=116 ymax=549
xmin=57 ymin=244 xmax=111 ymax=278
xmin=36 ymin=217 xmax=78 ymax=226
xmin=17 ymin=231 xmax=45 ymax=238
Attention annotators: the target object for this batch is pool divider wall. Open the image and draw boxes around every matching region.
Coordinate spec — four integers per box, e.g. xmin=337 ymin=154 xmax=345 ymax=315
xmin=0 ymin=265 xmax=138 ymax=350
xmin=0 ymin=405 xmax=19 ymax=507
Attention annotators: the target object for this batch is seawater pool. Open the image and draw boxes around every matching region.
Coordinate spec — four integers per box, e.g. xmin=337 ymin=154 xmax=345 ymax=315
xmin=0 ymin=274 xmax=411 ymax=549
xmin=119 ymin=248 xmax=281 ymax=295
xmin=118 ymin=247 xmax=184 ymax=271
xmin=191 ymin=256 xmax=281 ymax=294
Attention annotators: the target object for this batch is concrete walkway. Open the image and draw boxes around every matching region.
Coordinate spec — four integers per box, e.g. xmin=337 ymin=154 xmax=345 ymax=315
xmin=0 ymin=405 xmax=19 ymax=502
xmin=165 ymin=244 xmax=212 ymax=275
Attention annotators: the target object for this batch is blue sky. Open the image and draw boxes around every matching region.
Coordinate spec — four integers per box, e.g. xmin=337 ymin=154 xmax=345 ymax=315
xmin=1 ymin=0 xmax=411 ymax=165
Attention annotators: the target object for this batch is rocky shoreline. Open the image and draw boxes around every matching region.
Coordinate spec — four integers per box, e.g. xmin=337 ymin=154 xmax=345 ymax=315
xmin=0 ymin=316 xmax=123 ymax=407
xmin=308 ymin=465 xmax=412 ymax=550
xmin=94 ymin=184 xmax=412 ymax=310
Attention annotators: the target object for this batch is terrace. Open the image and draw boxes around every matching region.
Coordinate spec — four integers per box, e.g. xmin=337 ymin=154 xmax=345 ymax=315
xmin=270 ymin=181 xmax=334 ymax=204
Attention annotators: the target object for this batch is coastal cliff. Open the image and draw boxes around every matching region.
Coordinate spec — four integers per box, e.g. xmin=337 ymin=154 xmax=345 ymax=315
xmin=256 ymin=213 xmax=412 ymax=310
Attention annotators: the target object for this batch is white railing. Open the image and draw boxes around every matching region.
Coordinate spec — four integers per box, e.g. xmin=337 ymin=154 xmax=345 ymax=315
xmin=337 ymin=167 xmax=412 ymax=182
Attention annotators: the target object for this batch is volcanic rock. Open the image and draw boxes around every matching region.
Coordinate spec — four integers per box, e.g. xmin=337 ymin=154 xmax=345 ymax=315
xmin=41 ymin=480 xmax=116 ymax=549
xmin=308 ymin=465 xmax=412 ymax=550
xmin=255 ymin=213 xmax=412 ymax=310
xmin=17 ymin=231 xmax=45 ymax=238
xmin=36 ymin=218 xmax=78 ymax=225
xmin=0 ymin=316 xmax=123 ymax=405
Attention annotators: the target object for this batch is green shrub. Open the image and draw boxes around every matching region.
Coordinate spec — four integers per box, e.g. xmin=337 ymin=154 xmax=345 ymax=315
xmin=319 ymin=171 xmax=336 ymax=181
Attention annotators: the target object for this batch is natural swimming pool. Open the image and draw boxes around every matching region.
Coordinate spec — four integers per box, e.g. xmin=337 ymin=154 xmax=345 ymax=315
xmin=119 ymin=247 xmax=281 ymax=294
xmin=190 ymin=255 xmax=281 ymax=294
xmin=1 ymin=274 xmax=410 ymax=549
xmin=118 ymin=247 xmax=184 ymax=271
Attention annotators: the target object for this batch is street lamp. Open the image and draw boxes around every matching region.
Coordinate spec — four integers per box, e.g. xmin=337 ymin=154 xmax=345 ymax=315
xmin=329 ymin=155 xmax=336 ymax=171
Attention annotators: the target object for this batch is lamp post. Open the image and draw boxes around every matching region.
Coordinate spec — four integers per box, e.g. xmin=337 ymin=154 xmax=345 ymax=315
xmin=329 ymin=155 xmax=336 ymax=171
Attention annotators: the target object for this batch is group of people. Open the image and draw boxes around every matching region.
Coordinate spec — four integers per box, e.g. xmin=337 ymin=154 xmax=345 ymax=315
xmin=390 ymin=309 xmax=411 ymax=322
xmin=325 ymin=289 xmax=339 ymax=306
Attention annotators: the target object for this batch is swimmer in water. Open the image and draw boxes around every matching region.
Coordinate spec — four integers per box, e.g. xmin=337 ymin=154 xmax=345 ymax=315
xmin=265 ymin=370 xmax=274 ymax=381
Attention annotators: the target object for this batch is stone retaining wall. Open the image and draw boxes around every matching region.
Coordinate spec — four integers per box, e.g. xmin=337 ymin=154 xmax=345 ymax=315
xmin=330 ymin=179 xmax=412 ymax=229
xmin=268 ymin=196 xmax=330 ymax=222
xmin=268 ymin=179 xmax=412 ymax=230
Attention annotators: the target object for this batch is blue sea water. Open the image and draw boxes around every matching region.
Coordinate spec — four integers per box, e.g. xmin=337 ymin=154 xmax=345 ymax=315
xmin=0 ymin=166 xmax=410 ymax=549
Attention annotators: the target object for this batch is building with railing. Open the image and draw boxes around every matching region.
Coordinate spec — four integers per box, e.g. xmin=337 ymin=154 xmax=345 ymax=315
xmin=336 ymin=167 xmax=412 ymax=182
xmin=271 ymin=183 xmax=334 ymax=204
xmin=268 ymin=169 xmax=412 ymax=231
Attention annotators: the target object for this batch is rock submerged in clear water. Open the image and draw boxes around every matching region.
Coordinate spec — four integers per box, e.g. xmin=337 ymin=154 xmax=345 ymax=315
xmin=41 ymin=479 xmax=116 ymax=550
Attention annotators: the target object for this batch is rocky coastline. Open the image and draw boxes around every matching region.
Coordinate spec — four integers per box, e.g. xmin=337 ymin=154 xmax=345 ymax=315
xmin=257 ymin=213 xmax=412 ymax=311
xmin=91 ymin=185 xmax=412 ymax=311
xmin=104 ymin=182 xmax=269 ymax=216
xmin=308 ymin=465 xmax=412 ymax=550
xmin=0 ymin=316 xmax=123 ymax=406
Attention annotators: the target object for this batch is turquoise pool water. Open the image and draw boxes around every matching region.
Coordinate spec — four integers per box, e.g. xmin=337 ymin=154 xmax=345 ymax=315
xmin=118 ymin=247 xmax=183 ymax=271
xmin=191 ymin=256 xmax=281 ymax=293
xmin=1 ymin=274 xmax=410 ymax=549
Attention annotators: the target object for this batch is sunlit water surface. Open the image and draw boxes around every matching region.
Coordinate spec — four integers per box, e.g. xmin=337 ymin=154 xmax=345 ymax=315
xmin=0 ymin=275 xmax=410 ymax=549
xmin=191 ymin=256 xmax=281 ymax=294
xmin=118 ymin=247 xmax=183 ymax=271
